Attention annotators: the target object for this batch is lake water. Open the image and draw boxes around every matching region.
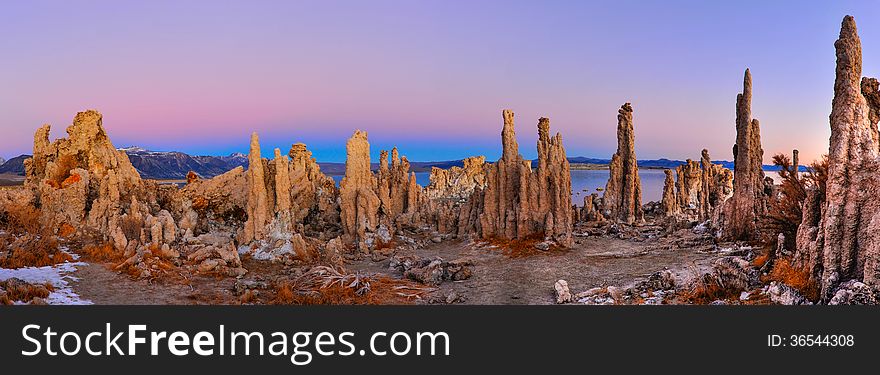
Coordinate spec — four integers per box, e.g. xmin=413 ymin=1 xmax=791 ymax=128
xmin=327 ymin=170 xmax=787 ymax=205
xmin=331 ymin=169 xmax=669 ymax=205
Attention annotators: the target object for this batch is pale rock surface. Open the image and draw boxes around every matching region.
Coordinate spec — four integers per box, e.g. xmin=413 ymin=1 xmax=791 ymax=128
xmin=604 ymin=103 xmax=643 ymax=224
xmin=339 ymin=130 xmax=381 ymax=251
xmin=720 ymin=69 xmax=768 ymax=241
xmin=796 ymin=16 xmax=880 ymax=300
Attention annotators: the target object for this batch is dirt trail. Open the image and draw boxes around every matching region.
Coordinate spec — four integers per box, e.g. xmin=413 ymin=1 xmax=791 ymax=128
xmin=348 ymin=235 xmax=722 ymax=305
xmin=69 ymin=234 xmax=723 ymax=305
xmin=70 ymin=262 xmax=236 ymax=305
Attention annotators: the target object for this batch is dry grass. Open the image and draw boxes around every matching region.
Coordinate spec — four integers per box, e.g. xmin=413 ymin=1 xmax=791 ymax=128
xmin=484 ymin=234 xmax=565 ymax=259
xmin=679 ymin=274 xmax=744 ymax=304
xmin=119 ymin=215 xmax=144 ymax=242
xmin=80 ymin=242 xmax=126 ymax=263
xmin=270 ymin=266 xmax=434 ymax=305
xmin=57 ymin=223 xmax=76 ymax=238
xmin=0 ymin=204 xmax=72 ymax=268
xmin=763 ymin=257 xmax=820 ymax=302
xmin=0 ymin=203 xmax=42 ymax=236
xmin=0 ymin=279 xmax=54 ymax=305
xmin=239 ymin=289 xmax=259 ymax=304
xmin=752 ymin=251 xmax=770 ymax=268
xmin=0 ymin=242 xmax=72 ymax=269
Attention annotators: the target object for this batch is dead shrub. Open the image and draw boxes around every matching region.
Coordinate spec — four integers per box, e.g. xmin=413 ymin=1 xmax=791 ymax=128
xmin=484 ymin=234 xmax=563 ymax=259
xmin=0 ymin=239 xmax=72 ymax=268
xmin=805 ymin=155 xmax=829 ymax=199
xmin=80 ymin=242 xmax=126 ymax=263
xmin=271 ymin=266 xmax=433 ymax=305
xmin=752 ymin=251 xmax=770 ymax=268
xmin=763 ymin=257 xmax=820 ymax=302
xmin=239 ymin=290 xmax=258 ymax=304
xmin=761 ymin=154 xmax=805 ymax=251
xmin=57 ymin=223 xmax=76 ymax=238
xmin=0 ymin=279 xmax=53 ymax=303
xmin=679 ymin=274 xmax=743 ymax=304
xmin=1 ymin=203 xmax=42 ymax=236
xmin=760 ymin=154 xmax=830 ymax=264
xmin=119 ymin=215 xmax=144 ymax=243
xmin=0 ymin=203 xmax=73 ymax=269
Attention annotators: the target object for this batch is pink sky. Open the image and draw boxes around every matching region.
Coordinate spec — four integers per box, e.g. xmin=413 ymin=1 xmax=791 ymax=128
xmin=2 ymin=1 xmax=879 ymax=164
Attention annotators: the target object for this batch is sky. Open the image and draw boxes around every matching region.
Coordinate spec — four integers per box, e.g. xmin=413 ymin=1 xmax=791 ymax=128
xmin=2 ymin=1 xmax=880 ymax=164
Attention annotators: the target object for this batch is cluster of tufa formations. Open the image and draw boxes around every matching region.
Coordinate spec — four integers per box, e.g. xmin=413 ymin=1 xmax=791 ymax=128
xmin=2 ymin=107 xmax=580 ymax=277
xmin=8 ymin=15 xmax=880 ymax=305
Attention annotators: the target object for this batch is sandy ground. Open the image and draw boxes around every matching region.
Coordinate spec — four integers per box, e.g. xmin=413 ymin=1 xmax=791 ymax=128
xmin=67 ymin=227 xmax=723 ymax=305
xmin=70 ymin=262 xmax=238 ymax=305
xmin=348 ymin=234 xmax=720 ymax=305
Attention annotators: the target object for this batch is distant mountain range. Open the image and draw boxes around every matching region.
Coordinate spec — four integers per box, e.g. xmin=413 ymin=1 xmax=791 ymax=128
xmin=0 ymin=147 xmax=801 ymax=180
xmin=0 ymin=155 xmax=29 ymax=175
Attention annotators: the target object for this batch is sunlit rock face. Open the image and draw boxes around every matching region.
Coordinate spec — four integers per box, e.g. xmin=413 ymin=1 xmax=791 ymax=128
xmin=474 ymin=110 xmax=573 ymax=246
xmin=603 ymin=103 xmax=643 ymax=225
xmin=719 ymin=69 xmax=769 ymax=242
xmin=338 ymin=130 xmax=381 ymax=251
xmin=796 ymin=15 xmax=880 ymax=300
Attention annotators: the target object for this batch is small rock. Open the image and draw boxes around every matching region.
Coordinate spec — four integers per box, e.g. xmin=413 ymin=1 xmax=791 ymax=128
xmin=198 ymin=259 xmax=222 ymax=273
xmin=534 ymin=241 xmax=551 ymax=251
xmin=554 ymin=280 xmax=572 ymax=304
xmin=575 ymin=287 xmax=605 ymax=299
xmin=607 ymin=286 xmax=623 ymax=304
xmin=829 ymin=280 xmax=877 ymax=305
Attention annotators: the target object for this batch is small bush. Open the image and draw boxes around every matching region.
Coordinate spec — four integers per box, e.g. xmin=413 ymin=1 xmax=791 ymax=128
xmin=80 ymin=242 xmax=126 ymax=263
xmin=1 ymin=204 xmax=42 ymax=236
xmin=119 ymin=215 xmax=144 ymax=243
xmin=484 ymin=234 xmax=565 ymax=259
xmin=57 ymin=223 xmax=76 ymax=238
xmin=763 ymin=257 xmax=820 ymax=302
xmin=680 ymin=274 xmax=744 ymax=304
xmin=0 ymin=279 xmax=53 ymax=304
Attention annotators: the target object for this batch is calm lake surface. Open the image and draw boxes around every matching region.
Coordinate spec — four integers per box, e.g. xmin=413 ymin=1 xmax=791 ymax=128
xmin=328 ymin=169 xmax=786 ymax=205
xmin=331 ymin=169 xmax=669 ymax=205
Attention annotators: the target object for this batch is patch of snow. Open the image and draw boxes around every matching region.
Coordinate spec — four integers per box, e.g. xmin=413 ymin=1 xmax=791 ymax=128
xmin=0 ymin=248 xmax=92 ymax=305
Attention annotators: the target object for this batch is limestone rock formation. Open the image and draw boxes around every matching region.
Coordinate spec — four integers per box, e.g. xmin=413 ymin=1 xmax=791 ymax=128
xmin=655 ymin=149 xmax=732 ymax=222
xmin=661 ymin=169 xmax=678 ymax=217
xmin=604 ymin=103 xmax=643 ymax=224
xmin=179 ymin=166 xmax=247 ymax=235
xmin=861 ymin=77 xmax=880 ymax=146
xmin=23 ymin=110 xmax=150 ymax=237
xmin=796 ymin=16 xmax=880 ymax=299
xmin=721 ymin=69 xmax=768 ymax=241
xmin=376 ymin=147 xmax=423 ymax=230
xmin=425 ymin=156 xmax=487 ymax=200
xmin=579 ymin=193 xmax=604 ymax=223
xmin=675 ymin=160 xmax=702 ymax=211
xmin=535 ymin=117 xmax=574 ymax=243
xmin=339 ymin=130 xmax=381 ymax=250
xmin=476 ymin=110 xmax=573 ymax=246
xmin=240 ymin=133 xmax=271 ymax=244
xmin=288 ymin=143 xmax=339 ymax=234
